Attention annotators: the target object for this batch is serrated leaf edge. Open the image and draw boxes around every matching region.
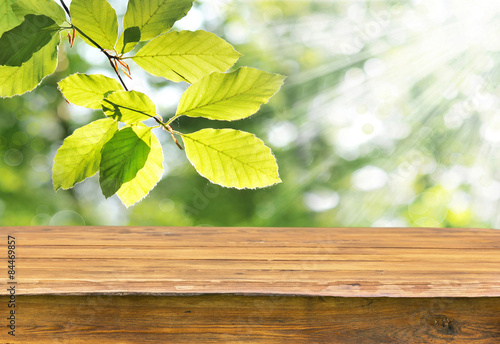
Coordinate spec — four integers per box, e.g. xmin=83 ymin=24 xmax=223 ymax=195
xmin=181 ymin=129 xmax=281 ymax=190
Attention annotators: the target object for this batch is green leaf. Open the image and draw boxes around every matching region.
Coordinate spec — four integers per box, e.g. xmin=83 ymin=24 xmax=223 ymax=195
xmin=182 ymin=128 xmax=281 ymax=189
xmin=176 ymin=67 xmax=286 ymax=121
xmin=101 ymin=90 xmax=157 ymax=124
xmin=0 ymin=32 xmax=60 ymax=97
xmin=132 ymin=30 xmax=242 ymax=83
xmin=58 ymin=73 xmax=122 ymax=109
xmin=100 ymin=125 xmax=152 ymax=198
xmin=117 ymin=133 xmax=163 ymax=207
xmin=53 ymin=118 xmax=118 ymax=191
xmin=70 ymin=0 xmax=118 ymax=50
xmin=115 ymin=27 xmax=141 ymax=55
xmin=11 ymin=0 xmax=67 ymax=25
xmin=0 ymin=0 xmax=22 ymax=37
xmin=123 ymin=0 xmax=194 ymax=42
xmin=0 ymin=14 xmax=59 ymax=67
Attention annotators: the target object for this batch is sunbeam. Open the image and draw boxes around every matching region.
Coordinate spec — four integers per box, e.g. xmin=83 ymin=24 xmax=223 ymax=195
xmin=213 ymin=0 xmax=500 ymax=227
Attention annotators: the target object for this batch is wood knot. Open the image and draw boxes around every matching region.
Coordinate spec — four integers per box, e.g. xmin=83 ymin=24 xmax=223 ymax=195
xmin=426 ymin=314 xmax=460 ymax=335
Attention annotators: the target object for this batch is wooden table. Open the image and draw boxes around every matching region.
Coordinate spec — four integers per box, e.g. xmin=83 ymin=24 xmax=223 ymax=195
xmin=1 ymin=227 xmax=499 ymax=343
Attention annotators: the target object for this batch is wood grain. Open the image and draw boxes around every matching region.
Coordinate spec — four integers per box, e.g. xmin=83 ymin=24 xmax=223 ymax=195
xmin=2 ymin=294 xmax=500 ymax=343
xmin=0 ymin=226 xmax=499 ymax=297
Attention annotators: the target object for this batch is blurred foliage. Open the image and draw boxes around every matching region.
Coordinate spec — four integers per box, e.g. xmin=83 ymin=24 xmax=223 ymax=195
xmin=0 ymin=0 xmax=499 ymax=228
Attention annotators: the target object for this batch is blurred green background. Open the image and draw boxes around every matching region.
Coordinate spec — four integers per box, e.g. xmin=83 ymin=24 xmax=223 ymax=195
xmin=1 ymin=0 xmax=499 ymax=228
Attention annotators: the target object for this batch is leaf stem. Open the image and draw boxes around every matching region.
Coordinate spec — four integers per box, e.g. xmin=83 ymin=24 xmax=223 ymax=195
xmin=165 ymin=114 xmax=180 ymax=127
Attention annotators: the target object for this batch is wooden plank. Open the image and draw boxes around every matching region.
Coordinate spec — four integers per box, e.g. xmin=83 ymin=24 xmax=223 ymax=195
xmin=2 ymin=226 xmax=500 ymax=248
xmin=1 ymin=227 xmax=500 ymax=297
xmin=2 ymin=294 xmax=500 ymax=343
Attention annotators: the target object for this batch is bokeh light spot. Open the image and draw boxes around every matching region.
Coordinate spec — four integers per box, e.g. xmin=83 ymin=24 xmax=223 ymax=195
xmin=351 ymin=166 xmax=388 ymax=191
xmin=303 ymin=190 xmax=340 ymax=212
xmin=50 ymin=210 xmax=86 ymax=226
xmin=4 ymin=149 xmax=23 ymax=167
xmin=159 ymin=198 xmax=175 ymax=213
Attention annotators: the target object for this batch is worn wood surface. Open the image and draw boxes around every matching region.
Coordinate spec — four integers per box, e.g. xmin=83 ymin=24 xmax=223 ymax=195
xmin=1 ymin=226 xmax=500 ymax=297
xmin=2 ymin=294 xmax=500 ymax=343
xmin=1 ymin=227 xmax=500 ymax=343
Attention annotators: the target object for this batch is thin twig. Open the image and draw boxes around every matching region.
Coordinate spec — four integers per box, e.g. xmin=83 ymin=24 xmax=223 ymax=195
xmin=167 ymin=125 xmax=184 ymax=150
xmin=108 ymin=60 xmax=129 ymax=91
xmin=58 ymin=0 xmax=128 ymax=91
xmin=59 ymin=0 xmax=182 ymax=149
xmin=73 ymin=27 xmax=129 ymax=91
xmin=59 ymin=0 xmax=71 ymax=18
xmin=153 ymin=118 xmax=183 ymax=150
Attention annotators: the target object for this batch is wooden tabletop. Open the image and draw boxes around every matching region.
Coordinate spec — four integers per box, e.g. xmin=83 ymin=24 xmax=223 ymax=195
xmin=1 ymin=226 xmax=499 ymax=297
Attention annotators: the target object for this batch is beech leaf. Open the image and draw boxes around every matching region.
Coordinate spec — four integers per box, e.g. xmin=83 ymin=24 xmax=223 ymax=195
xmin=182 ymin=128 xmax=281 ymax=189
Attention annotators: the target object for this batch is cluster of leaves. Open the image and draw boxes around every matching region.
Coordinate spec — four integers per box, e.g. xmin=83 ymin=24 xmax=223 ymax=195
xmin=0 ymin=0 xmax=285 ymax=207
